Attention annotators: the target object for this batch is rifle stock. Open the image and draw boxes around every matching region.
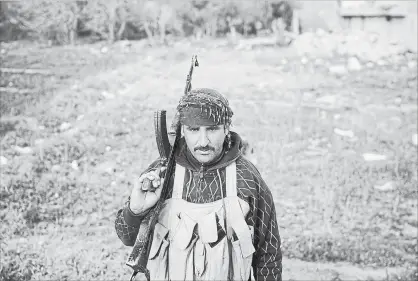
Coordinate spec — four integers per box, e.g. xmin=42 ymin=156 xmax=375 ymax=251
xmin=125 ymin=56 xmax=198 ymax=281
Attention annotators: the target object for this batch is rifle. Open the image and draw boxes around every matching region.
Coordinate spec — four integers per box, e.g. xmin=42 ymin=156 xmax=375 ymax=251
xmin=125 ymin=55 xmax=199 ymax=281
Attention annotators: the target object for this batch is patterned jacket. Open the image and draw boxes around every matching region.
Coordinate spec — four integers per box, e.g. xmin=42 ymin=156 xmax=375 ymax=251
xmin=115 ymin=132 xmax=282 ymax=281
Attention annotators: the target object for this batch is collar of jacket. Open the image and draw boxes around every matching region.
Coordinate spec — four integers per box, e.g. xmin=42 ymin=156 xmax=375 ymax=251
xmin=174 ymin=131 xmax=243 ymax=172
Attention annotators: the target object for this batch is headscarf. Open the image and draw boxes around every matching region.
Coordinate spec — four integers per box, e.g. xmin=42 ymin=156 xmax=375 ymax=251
xmin=176 ymin=88 xmax=233 ymax=127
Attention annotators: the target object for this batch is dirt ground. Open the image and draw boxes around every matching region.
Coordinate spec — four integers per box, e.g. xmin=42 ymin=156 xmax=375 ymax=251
xmin=1 ymin=39 xmax=417 ymax=280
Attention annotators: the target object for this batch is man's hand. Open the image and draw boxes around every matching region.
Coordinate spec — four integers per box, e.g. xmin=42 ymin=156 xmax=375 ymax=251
xmin=129 ymin=167 xmax=166 ymax=215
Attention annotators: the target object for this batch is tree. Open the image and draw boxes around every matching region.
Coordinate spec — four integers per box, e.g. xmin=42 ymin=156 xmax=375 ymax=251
xmin=235 ymin=0 xmax=266 ymax=36
xmin=125 ymin=0 xmax=184 ymax=45
xmin=6 ymin=0 xmax=86 ymax=45
xmin=83 ymin=0 xmax=127 ymax=43
xmin=178 ymin=0 xmax=223 ymax=38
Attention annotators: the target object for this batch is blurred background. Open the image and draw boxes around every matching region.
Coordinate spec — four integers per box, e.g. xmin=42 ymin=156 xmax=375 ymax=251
xmin=0 ymin=0 xmax=417 ymax=48
xmin=0 ymin=1 xmax=417 ymax=280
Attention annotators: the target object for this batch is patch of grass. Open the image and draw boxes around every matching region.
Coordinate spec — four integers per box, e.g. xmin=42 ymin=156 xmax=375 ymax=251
xmin=273 ymin=120 xmax=417 ymax=267
xmin=389 ymin=267 xmax=418 ymax=281
xmin=284 ymin=233 xmax=417 ymax=267
xmin=0 ymin=247 xmax=44 ymax=281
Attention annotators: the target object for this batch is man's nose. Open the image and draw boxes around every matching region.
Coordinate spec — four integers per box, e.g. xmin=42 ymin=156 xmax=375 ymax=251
xmin=198 ymin=130 xmax=209 ymax=146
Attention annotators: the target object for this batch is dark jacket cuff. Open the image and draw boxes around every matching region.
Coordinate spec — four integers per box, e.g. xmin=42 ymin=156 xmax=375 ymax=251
xmin=123 ymin=206 xmax=149 ymax=227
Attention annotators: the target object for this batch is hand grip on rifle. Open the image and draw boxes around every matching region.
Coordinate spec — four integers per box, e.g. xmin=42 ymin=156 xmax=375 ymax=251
xmin=129 ymin=166 xmax=167 ymax=215
xmin=140 ymin=166 xmax=166 ymax=192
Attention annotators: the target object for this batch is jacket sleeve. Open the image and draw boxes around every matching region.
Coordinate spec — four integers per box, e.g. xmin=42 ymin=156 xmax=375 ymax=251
xmin=115 ymin=198 xmax=150 ymax=246
xmin=249 ymin=168 xmax=282 ymax=281
xmin=114 ymin=158 xmax=162 ymax=246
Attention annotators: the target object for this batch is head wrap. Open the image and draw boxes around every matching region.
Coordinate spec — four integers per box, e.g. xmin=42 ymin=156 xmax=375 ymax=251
xmin=176 ymin=88 xmax=233 ymax=127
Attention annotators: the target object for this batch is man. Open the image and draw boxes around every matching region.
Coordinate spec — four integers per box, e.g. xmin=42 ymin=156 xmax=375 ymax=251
xmin=115 ymin=88 xmax=282 ymax=281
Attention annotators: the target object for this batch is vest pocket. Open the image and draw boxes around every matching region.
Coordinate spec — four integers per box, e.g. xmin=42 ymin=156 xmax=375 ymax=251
xmin=169 ymin=213 xmax=198 ymax=280
xmin=172 ymin=212 xmax=197 ymax=250
xmin=202 ymin=218 xmax=229 ymax=280
xmin=148 ymin=223 xmax=169 ymax=280
xmin=230 ymin=226 xmax=255 ymax=281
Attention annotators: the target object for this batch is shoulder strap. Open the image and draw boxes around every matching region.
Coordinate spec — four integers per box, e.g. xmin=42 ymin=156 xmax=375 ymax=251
xmin=172 ymin=164 xmax=185 ymax=199
xmin=225 ymin=161 xmax=237 ymax=197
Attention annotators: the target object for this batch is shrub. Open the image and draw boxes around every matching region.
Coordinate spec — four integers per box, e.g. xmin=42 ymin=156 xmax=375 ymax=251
xmin=0 ymin=0 xmax=298 ymax=43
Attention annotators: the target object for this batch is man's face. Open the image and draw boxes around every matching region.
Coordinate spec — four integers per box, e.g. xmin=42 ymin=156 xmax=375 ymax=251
xmin=182 ymin=124 xmax=228 ymax=164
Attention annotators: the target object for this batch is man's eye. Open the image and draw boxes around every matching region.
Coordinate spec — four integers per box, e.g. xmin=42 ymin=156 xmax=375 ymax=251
xmin=188 ymin=128 xmax=198 ymax=132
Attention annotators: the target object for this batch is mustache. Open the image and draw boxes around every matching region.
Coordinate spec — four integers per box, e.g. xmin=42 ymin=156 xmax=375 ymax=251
xmin=194 ymin=146 xmax=215 ymax=152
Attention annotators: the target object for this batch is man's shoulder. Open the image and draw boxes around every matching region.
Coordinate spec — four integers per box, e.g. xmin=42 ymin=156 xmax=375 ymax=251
xmin=235 ymin=156 xmax=270 ymax=198
xmin=235 ymin=156 xmax=261 ymax=178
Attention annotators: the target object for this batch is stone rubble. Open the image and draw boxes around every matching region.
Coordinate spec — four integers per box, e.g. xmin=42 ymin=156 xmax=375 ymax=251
xmin=363 ymin=153 xmax=387 ymax=162
xmin=374 ymin=181 xmax=396 ymax=192
xmin=0 ymin=155 xmax=8 ymax=166
xmin=293 ymin=30 xmax=414 ymax=61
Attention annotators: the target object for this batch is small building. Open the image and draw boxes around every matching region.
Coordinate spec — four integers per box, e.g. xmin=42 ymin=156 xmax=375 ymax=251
xmin=339 ymin=0 xmax=417 ymax=51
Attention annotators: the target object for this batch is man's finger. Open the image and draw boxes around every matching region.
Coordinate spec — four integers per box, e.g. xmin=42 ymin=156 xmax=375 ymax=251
xmin=154 ymin=184 xmax=163 ymax=198
xmin=150 ymin=169 xmax=162 ymax=178
xmin=141 ymin=178 xmax=152 ymax=191
xmin=146 ymin=174 xmax=156 ymax=181
xmin=152 ymin=179 xmax=159 ymax=188
xmin=150 ymin=177 xmax=164 ymax=192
